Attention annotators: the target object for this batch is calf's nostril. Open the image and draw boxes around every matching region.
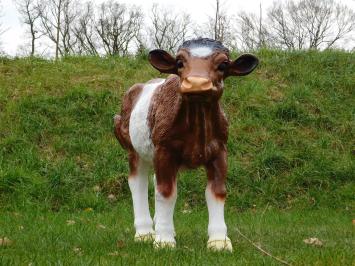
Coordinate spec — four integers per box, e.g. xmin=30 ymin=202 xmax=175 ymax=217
xmin=201 ymin=81 xmax=213 ymax=90
xmin=182 ymin=79 xmax=192 ymax=89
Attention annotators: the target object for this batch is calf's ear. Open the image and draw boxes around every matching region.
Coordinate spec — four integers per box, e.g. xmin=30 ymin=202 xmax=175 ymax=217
xmin=226 ymin=54 xmax=259 ymax=77
xmin=148 ymin=49 xmax=177 ymax=74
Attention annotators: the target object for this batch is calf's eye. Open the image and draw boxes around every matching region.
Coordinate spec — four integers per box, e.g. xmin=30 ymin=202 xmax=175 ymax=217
xmin=218 ymin=62 xmax=228 ymax=71
xmin=176 ymin=60 xmax=184 ymax=69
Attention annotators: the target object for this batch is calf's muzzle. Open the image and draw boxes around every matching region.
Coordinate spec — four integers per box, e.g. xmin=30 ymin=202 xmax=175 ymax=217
xmin=180 ymin=76 xmax=214 ymax=94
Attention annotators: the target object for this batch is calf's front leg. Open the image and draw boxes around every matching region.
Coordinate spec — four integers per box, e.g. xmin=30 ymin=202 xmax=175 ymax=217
xmin=153 ymin=147 xmax=178 ymax=248
xmin=205 ymin=150 xmax=233 ymax=252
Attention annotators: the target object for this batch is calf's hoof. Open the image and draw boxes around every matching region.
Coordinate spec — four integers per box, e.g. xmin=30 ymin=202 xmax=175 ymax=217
xmin=207 ymin=237 xmax=233 ymax=252
xmin=134 ymin=232 xmax=155 ymax=242
xmin=153 ymin=235 xmax=176 ymax=249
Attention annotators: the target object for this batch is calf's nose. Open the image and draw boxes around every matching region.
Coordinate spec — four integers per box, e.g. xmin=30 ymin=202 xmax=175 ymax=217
xmin=181 ymin=76 xmax=214 ymax=93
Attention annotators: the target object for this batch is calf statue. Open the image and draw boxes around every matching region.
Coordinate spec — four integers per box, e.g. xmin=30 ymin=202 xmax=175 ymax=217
xmin=114 ymin=38 xmax=259 ymax=251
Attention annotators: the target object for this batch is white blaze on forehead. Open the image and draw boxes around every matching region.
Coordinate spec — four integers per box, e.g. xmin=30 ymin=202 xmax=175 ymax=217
xmin=129 ymin=79 xmax=165 ymax=162
xmin=189 ymin=46 xmax=213 ymax=57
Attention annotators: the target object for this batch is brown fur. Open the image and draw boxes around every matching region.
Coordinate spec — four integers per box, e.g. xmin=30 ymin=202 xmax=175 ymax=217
xmin=147 ymin=75 xmax=228 ymax=198
xmin=149 ymin=75 xmax=228 ymax=168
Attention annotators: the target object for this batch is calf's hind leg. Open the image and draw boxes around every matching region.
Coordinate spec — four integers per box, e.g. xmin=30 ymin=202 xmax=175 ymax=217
xmin=128 ymin=152 xmax=154 ymax=241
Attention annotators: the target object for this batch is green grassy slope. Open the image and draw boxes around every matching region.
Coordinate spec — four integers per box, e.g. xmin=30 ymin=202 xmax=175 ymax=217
xmin=0 ymin=50 xmax=354 ymax=265
xmin=0 ymin=50 xmax=354 ymax=211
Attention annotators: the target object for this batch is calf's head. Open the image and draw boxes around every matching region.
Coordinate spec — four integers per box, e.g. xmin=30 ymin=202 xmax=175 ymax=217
xmin=149 ymin=38 xmax=259 ymax=98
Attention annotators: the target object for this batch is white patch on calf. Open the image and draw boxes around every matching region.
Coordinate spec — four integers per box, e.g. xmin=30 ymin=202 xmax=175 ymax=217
xmin=190 ymin=46 xmax=213 ymax=57
xmin=129 ymin=79 xmax=165 ymax=162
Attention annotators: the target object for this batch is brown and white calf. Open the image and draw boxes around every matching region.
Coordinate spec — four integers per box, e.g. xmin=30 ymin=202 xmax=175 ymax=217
xmin=114 ymin=38 xmax=258 ymax=251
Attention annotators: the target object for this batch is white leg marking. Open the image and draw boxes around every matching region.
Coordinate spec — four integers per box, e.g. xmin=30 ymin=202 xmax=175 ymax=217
xmin=128 ymin=160 xmax=154 ymax=241
xmin=205 ymin=183 xmax=232 ymax=251
xmin=153 ymin=176 xmax=177 ymax=248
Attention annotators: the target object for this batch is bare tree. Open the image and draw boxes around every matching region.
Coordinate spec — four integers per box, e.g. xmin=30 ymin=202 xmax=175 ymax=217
xmin=15 ymin=0 xmax=42 ymax=56
xmin=38 ymin=0 xmax=78 ymax=59
xmin=208 ymin=0 xmax=232 ymax=43
xmin=238 ymin=6 xmax=271 ymax=50
xmin=60 ymin=0 xmax=77 ymax=55
xmin=267 ymin=0 xmax=355 ymax=50
xmin=135 ymin=31 xmax=149 ymax=56
xmin=38 ymin=0 xmax=63 ymax=59
xmin=213 ymin=0 xmax=229 ymax=42
xmin=321 ymin=2 xmax=355 ymax=48
xmin=95 ymin=0 xmax=143 ymax=56
xmin=149 ymin=4 xmax=191 ymax=52
xmin=198 ymin=0 xmax=236 ymax=48
xmin=72 ymin=1 xmax=98 ymax=55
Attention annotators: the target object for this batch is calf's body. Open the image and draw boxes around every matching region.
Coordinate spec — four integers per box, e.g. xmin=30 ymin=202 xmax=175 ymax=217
xmin=115 ymin=38 xmax=258 ymax=251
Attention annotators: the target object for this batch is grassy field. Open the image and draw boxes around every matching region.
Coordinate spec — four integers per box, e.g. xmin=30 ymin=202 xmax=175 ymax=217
xmin=0 ymin=206 xmax=353 ymax=265
xmin=0 ymin=50 xmax=354 ymax=264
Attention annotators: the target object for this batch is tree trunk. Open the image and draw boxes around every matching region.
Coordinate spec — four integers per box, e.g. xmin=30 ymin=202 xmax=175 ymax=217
xmin=30 ymin=23 xmax=35 ymax=56
xmin=31 ymin=37 xmax=35 ymax=56
xmin=214 ymin=0 xmax=219 ymax=40
xmin=55 ymin=0 xmax=62 ymax=60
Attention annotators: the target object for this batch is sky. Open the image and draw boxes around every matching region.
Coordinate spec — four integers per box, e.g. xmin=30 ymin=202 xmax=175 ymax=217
xmin=1 ymin=0 xmax=355 ymax=55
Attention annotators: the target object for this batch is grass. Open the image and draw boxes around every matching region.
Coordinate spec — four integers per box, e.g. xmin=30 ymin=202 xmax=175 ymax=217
xmin=0 ymin=204 xmax=353 ymax=265
xmin=0 ymin=50 xmax=354 ymax=264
